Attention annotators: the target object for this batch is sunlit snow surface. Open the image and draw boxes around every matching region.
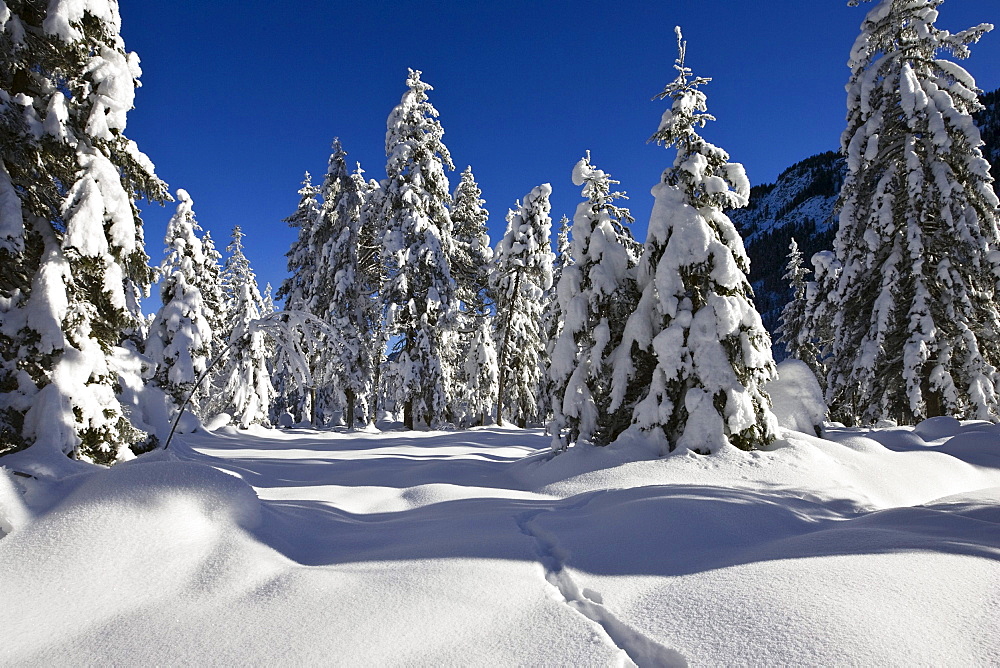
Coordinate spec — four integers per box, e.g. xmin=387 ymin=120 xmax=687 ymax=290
xmin=2 ymin=418 xmax=1000 ymax=666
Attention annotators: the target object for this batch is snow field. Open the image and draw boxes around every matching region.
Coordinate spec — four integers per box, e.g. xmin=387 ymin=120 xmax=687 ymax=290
xmin=2 ymin=417 xmax=1000 ymax=665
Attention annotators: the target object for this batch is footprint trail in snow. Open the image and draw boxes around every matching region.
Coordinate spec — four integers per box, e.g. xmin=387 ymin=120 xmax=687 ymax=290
xmin=517 ymin=504 xmax=688 ymax=668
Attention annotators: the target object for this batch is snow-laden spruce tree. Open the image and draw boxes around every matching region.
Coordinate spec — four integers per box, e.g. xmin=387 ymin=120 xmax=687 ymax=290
xmin=317 ymin=140 xmax=380 ymax=428
xmin=275 ymin=172 xmax=323 ymax=422
xmin=213 ymin=226 xmax=274 ymax=428
xmin=261 ymin=283 xmax=275 ymax=316
xmin=539 ymin=214 xmax=573 ymax=421
xmin=278 ymin=172 xmax=322 ymax=313
xmin=0 ymin=1 xmax=169 ymax=462
xmin=197 ymin=230 xmax=227 ymax=356
xmin=612 ymin=28 xmax=777 ymax=453
xmin=145 ymin=190 xmax=213 ymax=413
xmin=826 ymin=0 xmax=1000 ymax=424
xmin=549 ymin=153 xmax=641 ymax=448
xmin=380 ymin=69 xmax=458 ymax=429
xmin=449 ymin=166 xmax=497 ymax=425
xmin=493 ymin=185 xmax=555 ymax=427
xmin=777 ymin=238 xmax=820 ymax=366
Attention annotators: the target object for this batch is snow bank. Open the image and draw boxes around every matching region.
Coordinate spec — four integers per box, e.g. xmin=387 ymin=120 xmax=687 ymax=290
xmin=766 ymin=358 xmax=827 ymax=435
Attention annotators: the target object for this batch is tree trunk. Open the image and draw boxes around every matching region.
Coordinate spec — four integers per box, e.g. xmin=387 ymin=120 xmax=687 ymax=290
xmin=309 ymin=387 xmax=317 ymax=426
xmin=404 ymin=400 xmax=413 ymax=430
xmin=371 ymin=357 xmax=381 ymax=425
xmin=345 ymin=388 xmax=356 ymax=430
xmin=921 ymin=374 xmax=943 ymax=420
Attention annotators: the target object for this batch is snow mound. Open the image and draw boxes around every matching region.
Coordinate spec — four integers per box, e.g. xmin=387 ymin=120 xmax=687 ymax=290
xmin=0 ymin=458 xmax=278 ymax=662
xmin=913 ymin=415 xmax=963 ymax=441
xmin=0 ymin=469 xmax=32 ymax=535
xmin=766 ymin=359 xmax=827 ymax=435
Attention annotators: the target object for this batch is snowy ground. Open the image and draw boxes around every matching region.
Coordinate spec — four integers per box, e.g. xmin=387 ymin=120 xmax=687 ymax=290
xmin=2 ymin=418 xmax=1000 ymax=666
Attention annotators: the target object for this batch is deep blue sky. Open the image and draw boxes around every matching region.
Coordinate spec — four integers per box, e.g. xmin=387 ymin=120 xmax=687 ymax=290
xmin=119 ymin=1 xmax=1000 ymax=302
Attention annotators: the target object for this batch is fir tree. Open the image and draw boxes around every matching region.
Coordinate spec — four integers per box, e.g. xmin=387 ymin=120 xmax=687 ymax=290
xmin=0 ymin=1 xmax=169 ymax=462
xmin=539 ymin=214 xmax=573 ymax=423
xmin=827 ymin=0 xmax=1000 ymax=424
xmin=276 ymin=172 xmax=323 ymax=423
xmin=261 ymin=283 xmax=275 ymax=316
xmin=493 ymin=185 xmax=555 ymax=427
xmin=277 ymin=172 xmax=322 ymax=313
xmin=613 ymin=28 xmax=777 ymax=453
xmin=777 ymin=238 xmax=820 ymax=368
xmin=145 ymin=190 xmax=213 ymax=413
xmin=317 ymin=140 xmax=379 ymax=428
xmin=550 ymin=153 xmax=640 ymax=448
xmin=195 ymin=228 xmax=227 ymax=416
xmin=214 ymin=226 xmax=274 ymax=428
xmin=197 ymin=230 xmax=227 ymax=357
xmin=449 ymin=166 xmax=497 ymax=425
xmin=380 ymin=69 xmax=457 ymax=429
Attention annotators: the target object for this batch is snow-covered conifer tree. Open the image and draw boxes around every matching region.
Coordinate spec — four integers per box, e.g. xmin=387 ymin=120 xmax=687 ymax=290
xmin=539 ymin=214 xmax=573 ymax=421
xmin=380 ymin=69 xmax=458 ymax=429
xmin=261 ymin=283 xmax=274 ymax=316
xmin=277 ymin=173 xmax=322 ymax=313
xmin=777 ymin=238 xmax=818 ymax=365
xmin=317 ymin=140 xmax=380 ymax=428
xmin=197 ymin=230 xmax=226 ymax=355
xmin=357 ymin=176 xmax=390 ymax=423
xmin=192 ymin=228 xmax=227 ymax=416
xmin=613 ymin=28 xmax=777 ymax=453
xmin=275 ymin=173 xmax=323 ymax=422
xmin=827 ymin=0 xmax=1000 ymax=424
xmin=214 ymin=226 xmax=274 ymax=428
xmin=145 ymin=190 xmax=213 ymax=413
xmin=493 ymin=185 xmax=555 ymax=427
xmin=0 ymin=1 xmax=169 ymax=462
xmin=449 ymin=166 xmax=497 ymax=425
xmin=550 ymin=153 xmax=641 ymax=447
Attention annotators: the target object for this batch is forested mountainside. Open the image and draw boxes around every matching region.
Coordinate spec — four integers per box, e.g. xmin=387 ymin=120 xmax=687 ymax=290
xmin=734 ymin=88 xmax=1000 ymax=351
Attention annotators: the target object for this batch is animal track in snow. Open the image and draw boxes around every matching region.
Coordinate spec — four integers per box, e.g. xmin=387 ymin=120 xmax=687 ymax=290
xmin=517 ymin=506 xmax=688 ymax=668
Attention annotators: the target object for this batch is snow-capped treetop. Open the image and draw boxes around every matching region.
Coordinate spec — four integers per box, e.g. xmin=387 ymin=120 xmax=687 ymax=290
xmin=261 ymin=283 xmax=274 ymax=316
xmin=844 ymin=0 xmax=993 ymax=177
xmin=847 ymin=0 xmax=992 ymax=77
xmin=554 ymin=214 xmax=572 ymax=275
xmin=160 ymin=188 xmax=205 ymax=277
xmin=385 ymin=68 xmax=455 ymax=188
xmin=570 ymin=151 xmax=640 ymax=262
xmin=495 ymin=184 xmax=555 ymax=284
xmin=277 ymin=172 xmax=322 ymax=312
xmin=450 ymin=165 xmax=493 ymax=309
xmin=381 ymin=68 xmax=456 ymax=289
xmin=44 ymin=0 xmax=122 ymax=43
xmin=650 ymin=27 xmax=750 ymax=213
xmin=223 ymin=225 xmax=263 ymax=313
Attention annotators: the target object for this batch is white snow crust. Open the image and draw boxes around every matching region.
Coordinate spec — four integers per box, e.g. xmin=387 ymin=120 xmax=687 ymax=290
xmin=2 ymin=413 xmax=999 ymax=665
